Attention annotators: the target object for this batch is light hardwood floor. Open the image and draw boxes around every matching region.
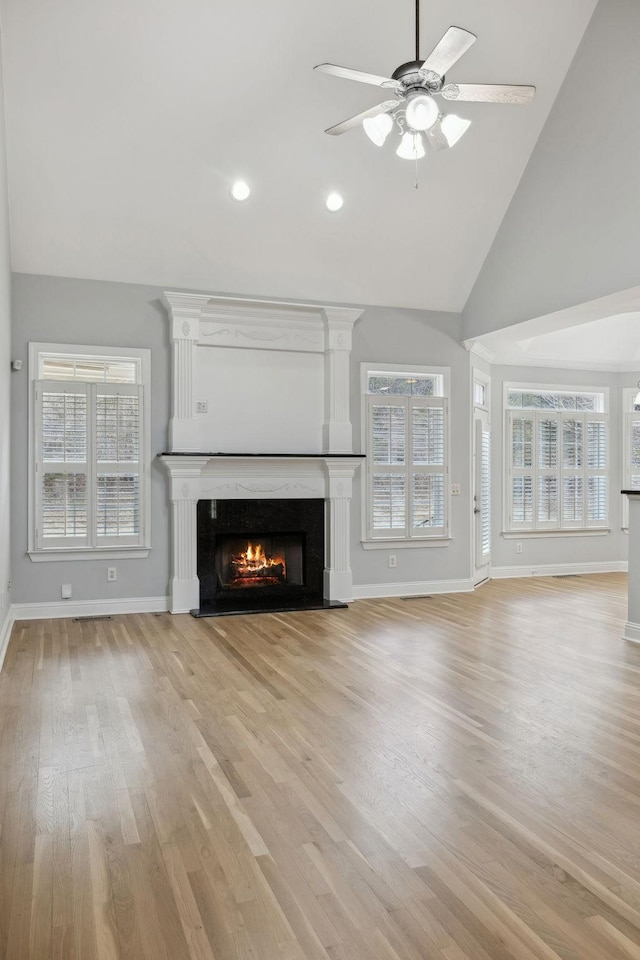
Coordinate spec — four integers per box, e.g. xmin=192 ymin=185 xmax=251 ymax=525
xmin=1 ymin=573 xmax=640 ymax=959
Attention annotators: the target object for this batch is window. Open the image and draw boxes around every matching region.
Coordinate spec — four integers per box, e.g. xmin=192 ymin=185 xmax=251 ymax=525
xmin=29 ymin=344 xmax=151 ymax=560
xmin=505 ymin=385 xmax=608 ymax=534
xmin=622 ymin=387 xmax=640 ymax=529
xmin=362 ymin=365 xmax=450 ymax=545
xmin=473 ymin=380 xmax=487 ymax=409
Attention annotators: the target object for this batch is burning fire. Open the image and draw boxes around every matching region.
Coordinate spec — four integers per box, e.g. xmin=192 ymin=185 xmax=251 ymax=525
xmin=230 ymin=542 xmax=286 ymax=582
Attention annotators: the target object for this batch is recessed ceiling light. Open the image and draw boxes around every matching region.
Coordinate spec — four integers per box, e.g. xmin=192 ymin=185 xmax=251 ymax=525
xmin=231 ymin=180 xmax=251 ymax=202
xmin=326 ymin=192 xmax=344 ymax=213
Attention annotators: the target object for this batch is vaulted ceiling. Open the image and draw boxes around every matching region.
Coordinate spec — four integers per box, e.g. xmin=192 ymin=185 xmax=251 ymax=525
xmin=1 ymin=0 xmax=596 ymax=311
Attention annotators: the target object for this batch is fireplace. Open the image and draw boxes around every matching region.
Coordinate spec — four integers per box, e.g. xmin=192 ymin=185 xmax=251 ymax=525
xmin=196 ymin=498 xmax=330 ymax=615
xmin=215 ymin=535 xmax=303 ymax=591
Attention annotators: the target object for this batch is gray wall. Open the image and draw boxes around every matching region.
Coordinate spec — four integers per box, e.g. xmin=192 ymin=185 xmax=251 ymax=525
xmin=11 ymin=273 xmax=474 ymax=604
xmin=11 ymin=275 xmax=171 ymax=604
xmin=490 ymin=365 xmax=628 ymax=571
xmin=0 ymin=39 xmax=10 ymax=634
xmin=350 ymin=306 xmax=472 ymax=588
xmin=463 ymin=0 xmax=640 ymax=339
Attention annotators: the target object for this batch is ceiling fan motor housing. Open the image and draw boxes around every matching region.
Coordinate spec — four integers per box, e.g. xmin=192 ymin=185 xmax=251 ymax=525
xmin=391 ymin=60 xmax=444 ymax=93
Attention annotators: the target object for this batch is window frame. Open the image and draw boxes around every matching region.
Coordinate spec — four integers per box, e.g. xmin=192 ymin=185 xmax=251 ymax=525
xmin=502 ymin=381 xmax=610 ymax=538
xmin=360 ymin=362 xmax=451 ymax=550
xmin=28 ymin=342 xmax=152 ymax=562
xmin=622 ymin=386 xmax=640 ymax=531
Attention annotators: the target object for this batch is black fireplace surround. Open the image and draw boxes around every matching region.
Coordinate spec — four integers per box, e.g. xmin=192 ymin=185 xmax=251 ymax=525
xmin=195 ymin=498 xmax=333 ymax=616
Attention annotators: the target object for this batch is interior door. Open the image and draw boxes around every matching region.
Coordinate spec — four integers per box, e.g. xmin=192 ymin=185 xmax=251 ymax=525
xmin=473 ymin=412 xmax=491 ymax=584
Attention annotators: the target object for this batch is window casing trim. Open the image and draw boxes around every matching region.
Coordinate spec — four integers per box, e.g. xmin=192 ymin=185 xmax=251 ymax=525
xmin=360 ymin=362 xmax=451 ymax=547
xmin=28 ymin=342 xmax=152 ymax=560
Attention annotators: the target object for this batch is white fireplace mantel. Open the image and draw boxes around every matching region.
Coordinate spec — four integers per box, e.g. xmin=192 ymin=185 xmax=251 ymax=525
xmin=162 ymin=292 xmax=363 ymax=455
xmin=160 ymin=454 xmax=363 ymax=613
xmin=160 ymin=292 xmax=365 ymax=615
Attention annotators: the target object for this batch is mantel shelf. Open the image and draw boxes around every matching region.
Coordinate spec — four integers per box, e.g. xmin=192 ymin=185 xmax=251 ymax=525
xmin=159 ymin=452 xmax=366 ymax=459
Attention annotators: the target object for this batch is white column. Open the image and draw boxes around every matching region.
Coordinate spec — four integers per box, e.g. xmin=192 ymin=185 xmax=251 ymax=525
xmin=324 ymin=460 xmax=360 ymax=602
xmin=624 ymin=493 xmax=640 ymax=642
xmin=171 ymin=498 xmax=199 ymax=613
xmin=162 ymin=293 xmax=210 ymax=452
xmin=161 ymin=457 xmax=209 ymax=614
xmin=322 ymin=307 xmax=362 ymax=454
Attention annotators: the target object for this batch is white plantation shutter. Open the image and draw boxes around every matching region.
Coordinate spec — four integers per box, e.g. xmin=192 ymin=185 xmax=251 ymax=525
xmin=506 ymin=408 xmax=608 ymax=532
xmin=509 ymin=415 xmax=534 ymax=527
xmin=367 ymin=394 xmax=448 ymax=539
xmin=95 ymin=384 xmax=143 ymax=544
xmin=622 ymin=413 xmax=640 ymax=528
xmin=586 ymin=417 xmax=607 ymax=526
xmin=628 ymin=416 xmax=640 ymax=485
xmin=35 ymin=379 xmax=144 ymax=550
xmin=36 ymin=381 xmax=89 ymax=548
xmin=481 ymin=428 xmax=491 ymax=559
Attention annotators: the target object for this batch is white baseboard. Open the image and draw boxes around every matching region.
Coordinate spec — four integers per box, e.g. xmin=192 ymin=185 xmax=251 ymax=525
xmin=12 ymin=595 xmax=170 ymax=621
xmin=623 ymin=621 xmax=640 ymax=644
xmin=491 ymin=561 xmax=628 ymax=580
xmin=352 ymin=578 xmax=474 ymax=600
xmin=0 ymin=606 xmax=15 ymax=671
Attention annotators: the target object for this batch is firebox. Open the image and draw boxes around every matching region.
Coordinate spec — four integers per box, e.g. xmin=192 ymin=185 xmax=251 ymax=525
xmin=215 ymin=535 xmax=303 ymax=591
xmin=196 ymin=498 xmax=328 ymax=615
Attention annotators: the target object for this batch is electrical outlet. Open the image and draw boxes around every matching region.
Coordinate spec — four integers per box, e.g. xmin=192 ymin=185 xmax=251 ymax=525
xmin=389 ymin=554 xmax=397 ymax=568
xmin=61 ymin=584 xmax=72 ymax=600
xmin=196 ymin=400 xmax=208 ymax=414
xmin=451 ymin=483 xmax=461 ymax=496
xmin=516 ymin=542 xmax=523 ymax=554
xmin=6 ymin=579 xmax=10 ymax=592
xmin=107 ymin=567 xmax=118 ymax=582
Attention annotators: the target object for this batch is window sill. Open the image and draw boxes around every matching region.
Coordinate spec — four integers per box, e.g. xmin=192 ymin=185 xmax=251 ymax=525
xmin=361 ymin=537 xmax=452 ymax=550
xmin=29 ymin=547 xmax=151 ymax=562
xmin=501 ymin=530 xmax=609 ymax=540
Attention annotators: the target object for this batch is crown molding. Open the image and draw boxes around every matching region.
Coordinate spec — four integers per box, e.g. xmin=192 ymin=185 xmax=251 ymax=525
xmin=463 ymin=339 xmax=495 ymax=363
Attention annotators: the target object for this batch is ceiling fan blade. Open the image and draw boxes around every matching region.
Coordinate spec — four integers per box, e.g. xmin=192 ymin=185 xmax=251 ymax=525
xmin=441 ymin=82 xmax=536 ymax=104
xmin=314 ymin=63 xmax=400 ymax=90
xmin=325 ymin=100 xmax=400 ymax=136
xmin=421 ymin=26 xmax=477 ymax=77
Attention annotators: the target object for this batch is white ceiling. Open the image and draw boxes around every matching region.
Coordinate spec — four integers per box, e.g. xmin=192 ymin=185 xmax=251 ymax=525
xmin=475 ymin=311 xmax=640 ymax=372
xmin=1 ymin=0 xmax=596 ymax=311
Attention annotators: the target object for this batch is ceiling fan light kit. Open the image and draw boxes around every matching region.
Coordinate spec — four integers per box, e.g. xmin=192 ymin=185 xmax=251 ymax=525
xmin=314 ymin=0 xmax=535 ymax=165
xmin=396 ymin=131 xmax=426 ymax=161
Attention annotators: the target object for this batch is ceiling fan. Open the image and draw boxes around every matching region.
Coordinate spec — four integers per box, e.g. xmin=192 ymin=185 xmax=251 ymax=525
xmin=314 ymin=0 xmax=536 ymax=158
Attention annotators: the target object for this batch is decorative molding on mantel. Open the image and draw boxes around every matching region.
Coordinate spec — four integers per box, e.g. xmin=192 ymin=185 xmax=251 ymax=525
xmin=160 ymin=454 xmax=362 ymax=614
xmin=161 ymin=292 xmax=363 ymax=454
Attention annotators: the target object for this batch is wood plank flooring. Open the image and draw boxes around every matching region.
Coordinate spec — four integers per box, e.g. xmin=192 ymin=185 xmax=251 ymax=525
xmin=1 ymin=573 xmax=639 ymax=958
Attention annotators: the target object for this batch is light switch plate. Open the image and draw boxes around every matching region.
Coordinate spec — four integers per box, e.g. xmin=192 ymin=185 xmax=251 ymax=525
xmin=196 ymin=400 xmax=208 ymax=414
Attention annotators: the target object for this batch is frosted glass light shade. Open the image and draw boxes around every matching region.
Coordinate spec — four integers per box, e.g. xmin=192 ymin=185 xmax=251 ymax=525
xmin=231 ymin=180 xmax=251 ymax=201
xmin=396 ymin=132 xmax=426 ymax=160
xmin=440 ymin=114 xmax=471 ymax=147
xmin=405 ymin=94 xmax=439 ymax=132
xmin=363 ymin=112 xmax=393 ymax=146
xmin=326 ymin=192 xmax=344 ymax=212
